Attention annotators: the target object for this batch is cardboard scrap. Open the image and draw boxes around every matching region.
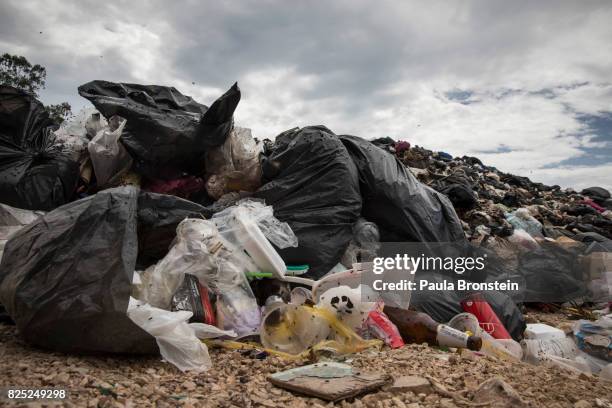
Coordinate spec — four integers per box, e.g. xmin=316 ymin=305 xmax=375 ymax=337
xmin=268 ymin=362 xmax=390 ymax=402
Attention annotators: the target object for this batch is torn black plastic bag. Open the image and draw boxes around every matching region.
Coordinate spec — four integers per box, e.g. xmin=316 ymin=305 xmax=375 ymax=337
xmin=0 ymin=86 xmax=79 ymax=210
xmin=338 ymin=135 xmax=465 ymax=242
xmin=0 ymin=186 xmax=208 ymax=354
xmin=254 ymin=126 xmax=362 ymax=279
xmin=78 ymin=81 xmax=240 ymax=177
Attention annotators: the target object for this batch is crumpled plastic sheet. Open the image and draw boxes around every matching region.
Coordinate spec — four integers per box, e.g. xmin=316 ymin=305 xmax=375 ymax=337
xmin=573 ymin=316 xmax=612 ymax=364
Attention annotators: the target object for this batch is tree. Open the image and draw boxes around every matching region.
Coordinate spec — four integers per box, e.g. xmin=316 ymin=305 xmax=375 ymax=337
xmin=46 ymin=102 xmax=72 ymax=124
xmin=0 ymin=53 xmax=46 ymax=93
xmin=0 ymin=53 xmax=72 ymax=123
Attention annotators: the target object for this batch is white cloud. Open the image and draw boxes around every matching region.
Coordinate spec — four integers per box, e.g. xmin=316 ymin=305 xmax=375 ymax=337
xmin=529 ymin=164 xmax=612 ymax=192
xmin=2 ymin=0 xmax=611 ymax=191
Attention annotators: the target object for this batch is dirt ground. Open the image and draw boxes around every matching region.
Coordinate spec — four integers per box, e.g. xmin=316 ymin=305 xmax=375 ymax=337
xmin=0 ymin=312 xmax=611 ymax=408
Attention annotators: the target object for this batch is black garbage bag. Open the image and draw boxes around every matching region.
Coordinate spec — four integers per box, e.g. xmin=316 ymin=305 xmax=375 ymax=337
xmin=517 ymin=242 xmax=588 ymax=303
xmin=78 ymin=81 xmax=240 ymax=178
xmin=439 ymin=183 xmax=478 ymax=211
xmin=136 ymin=191 xmax=211 ymax=269
xmin=410 ymin=273 xmax=526 ymax=341
xmin=0 ymin=186 xmax=207 ymax=354
xmin=0 ymin=86 xmax=79 ymax=210
xmin=338 ymin=135 xmax=465 ymax=243
xmin=254 ymin=126 xmax=362 ymax=279
xmin=581 ymin=186 xmax=611 ymax=203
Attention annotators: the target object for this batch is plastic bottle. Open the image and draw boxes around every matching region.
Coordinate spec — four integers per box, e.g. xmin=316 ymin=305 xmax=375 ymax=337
xmin=384 ymin=306 xmax=482 ymax=351
xmin=448 ymin=313 xmax=522 ymax=361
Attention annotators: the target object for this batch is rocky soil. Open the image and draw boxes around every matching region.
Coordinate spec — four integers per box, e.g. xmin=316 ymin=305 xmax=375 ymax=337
xmin=1 ymin=312 xmax=611 ymax=408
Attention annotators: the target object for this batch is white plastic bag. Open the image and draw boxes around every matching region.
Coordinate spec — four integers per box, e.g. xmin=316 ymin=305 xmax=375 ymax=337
xmin=205 ymin=127 xmax=263 ymax=199
xmin=127 ymin=298 xmax=234 ymax=372
xmin=88 ymin=115 xmax=133 ymax=187
xmin=190 ymin=323 xmax=236 ymax=340
xmin=85 ymin=111 xmax=107 ymax=138
xmin=521 ymin=337 xmax=578 ymax=364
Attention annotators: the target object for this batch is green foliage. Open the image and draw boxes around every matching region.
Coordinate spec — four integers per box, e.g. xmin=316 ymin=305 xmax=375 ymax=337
xmin=46 ymin=102 xmax=72 ymax=124
xmin=1 ymin=53 xmax=73 ymax=124
xmin=0 ymin=53 xmax=47 ymax=95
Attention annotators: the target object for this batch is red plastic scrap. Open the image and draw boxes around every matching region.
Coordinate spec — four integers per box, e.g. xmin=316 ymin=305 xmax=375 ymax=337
xmin=143 ymin=176 xmax=205 ymax=198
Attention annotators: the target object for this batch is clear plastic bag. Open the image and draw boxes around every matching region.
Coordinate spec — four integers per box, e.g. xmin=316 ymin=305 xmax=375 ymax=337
xmin=212 ymin=200 xmax=298 ymax=279
xmin=212 ymin=199 xmax=298 ymax=249
xmin=215 ymin=285 xmax=262 ymax=337
xmin=505 ymin=208 xmax=543 ymax=238
xmin=88 ymin=115 xmax=133 ymax=187
xmin=136 ymin=220 xmax=218 ymax=309
xmin=54 ymin=108 xmax=106 ymax=161
xmin=135 ymin=218 xmax=261 ymax=337
xmin=205 ymin=127 xmax=263 ymax=199
xmin=341 ymin=218 xmax=380 ymax=267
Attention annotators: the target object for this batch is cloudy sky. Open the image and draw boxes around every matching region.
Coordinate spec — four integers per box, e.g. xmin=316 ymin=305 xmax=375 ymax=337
xmin=2 ymin=0 xmax=611 ymax=191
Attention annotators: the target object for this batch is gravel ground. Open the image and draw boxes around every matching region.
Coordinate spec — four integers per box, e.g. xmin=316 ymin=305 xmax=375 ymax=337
xmin=1 ymin=313 xmax=611 ymax=408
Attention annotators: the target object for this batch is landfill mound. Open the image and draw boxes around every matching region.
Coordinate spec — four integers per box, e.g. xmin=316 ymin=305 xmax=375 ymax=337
xmin=0 ymin=81 xmax=611 ymax=406
xmin=371 ymin=137 xmax=612 ymax=243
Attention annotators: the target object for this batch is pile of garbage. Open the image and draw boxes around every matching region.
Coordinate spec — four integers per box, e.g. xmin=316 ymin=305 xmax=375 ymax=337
xmin=371 ymin=137 xmax=612 ymax=244
xmin=0 ymin=82 xmax=611 ymax=396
